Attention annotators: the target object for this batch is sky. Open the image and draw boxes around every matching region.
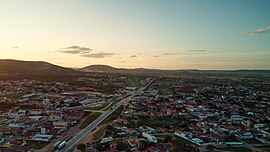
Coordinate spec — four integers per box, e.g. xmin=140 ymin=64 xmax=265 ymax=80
xmin=0 ymin=0 xmax=270 ymax=70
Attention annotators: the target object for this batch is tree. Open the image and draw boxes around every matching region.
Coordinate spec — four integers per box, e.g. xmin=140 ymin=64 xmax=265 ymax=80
xmin=164 ymin=136 xmax=172 ymax=143
xmin=172 ymin=139 xmax=199 ymax=152
xmin=117 ymin=142 xmax=127 ymax=151
xmin=77 ymin=143 xmax=86 ymax=152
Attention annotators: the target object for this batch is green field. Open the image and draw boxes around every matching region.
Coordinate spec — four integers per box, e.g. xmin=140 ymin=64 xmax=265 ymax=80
xmin=93 ymin=125 xmax=107 ymax=141
xmin=87 ymin=102 xmax=112 ymax=111
xmin=218 ymin=147 xmax=252 ymax=152
xmin=243 ymin=139 xmax=262 ymax=144
xmin=80 ymin=112 xmax=101 ymax=129
xmin=26 ymin=140 xmax=49 ymax=150
xmin=6 ymin=93 xmax=24 ymax=102
xmin=99 ymin=105 xmax=124 ymax=126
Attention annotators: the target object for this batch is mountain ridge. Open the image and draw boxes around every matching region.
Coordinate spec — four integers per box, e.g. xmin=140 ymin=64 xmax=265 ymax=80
xmin=0 ymin=59 xmax=80 ymax=75
xmin=0 ymin=59 xmax=270 ymax=76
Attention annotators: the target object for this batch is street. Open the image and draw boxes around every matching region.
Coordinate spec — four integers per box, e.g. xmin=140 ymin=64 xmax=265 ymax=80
xmin=57 ymin=79 xmax=154 ymax=152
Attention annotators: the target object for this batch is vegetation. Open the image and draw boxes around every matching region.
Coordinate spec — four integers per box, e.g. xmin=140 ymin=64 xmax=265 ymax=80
xmin=77 ymin=143 xmax=87 ymax=152
xmin=6 ymin=93 xmax=23 ymax=103
xmin=25 ymin=140 xmax=49 ymax=150
xmin=171 ymin=138 xmax=198 ymax=152
xmin=117 ymin=141 xmax=128 ymax=151
xmin=80 ymin=112 xmax=101 ymax=129
xmin=243 ymin=139 xmax=262 ymax=144
xmin=100 ymin=105 xmax=124 ymax=126
xmin=93 ymin=125 xmax=107 ymax=141
xmin=87 ymin=102 xmax=112 ymax=111
xmin=218 ymin=147 xmax=252 ymax=152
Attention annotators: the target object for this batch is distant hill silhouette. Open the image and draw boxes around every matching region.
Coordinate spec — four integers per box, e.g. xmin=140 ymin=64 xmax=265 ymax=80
xmin=80 ymin=65 xmax=165 ymax=75
xmin=0 ymin=59 xmax=269 ymax=77
xmin=80 ymin=64 xmax=270 ymax=76
xmin=0 ymin=59 xmax=80 ymax=75
xmin=80 ymin=65 xmax=119 ymax=72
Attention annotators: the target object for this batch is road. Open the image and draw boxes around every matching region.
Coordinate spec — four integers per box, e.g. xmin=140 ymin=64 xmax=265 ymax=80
xmin=57 ymin=78 xmax=155 ymax=152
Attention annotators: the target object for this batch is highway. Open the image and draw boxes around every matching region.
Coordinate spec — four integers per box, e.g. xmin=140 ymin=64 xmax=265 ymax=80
xmin=57 ymin=78 xmax=155 ymax=152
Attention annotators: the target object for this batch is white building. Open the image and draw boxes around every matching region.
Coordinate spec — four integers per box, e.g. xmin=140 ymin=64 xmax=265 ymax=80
xmin=142 ymin=132 xmax=157 ymax=143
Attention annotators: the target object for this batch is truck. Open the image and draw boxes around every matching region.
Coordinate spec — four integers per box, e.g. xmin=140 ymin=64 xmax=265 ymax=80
xmin=51 ymin=141 xmax=62 ymax=150
xmin=57 ymin=141 xmax=67 ymax=150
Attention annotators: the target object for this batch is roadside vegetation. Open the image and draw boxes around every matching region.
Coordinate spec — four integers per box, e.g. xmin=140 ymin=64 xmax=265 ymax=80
xmin=99 ymin=105 xmax=124 ymax=126
xmin=25 ymin=140 xmax=49 ymax=150
xmin=87 ymin=102 xmax=112 ymax=111
xmin=80 ymin=112 xmax=101 ymax=129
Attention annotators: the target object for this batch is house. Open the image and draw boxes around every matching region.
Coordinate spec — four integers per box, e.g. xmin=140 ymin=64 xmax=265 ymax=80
xmin=127 ymin=138 xmax=140 ymax=150
xmin=191 ymin=138 xmax=204 ymax=145
xmin=101 ymin=137 xmax=113 ymax=143
xmin=32 ymin=134 xmax=53 ymax=141
xmin=125 ymin=87 xmax=137 ymax=91
xmin=49 ymin=113 xmax=62 ymax=121
xmin=231 ymin=115 xmax=243 ymax=123
xmin=254 ymin=124 xmax=269 ymax=131
xmin=139 ymin=126 xmax=156 ymax=134
xmin=237 ymin=132 xmax=254 ymax=139
xmin=17 ymin=109 xmax=27 ymax=116
xmin=142 ymin=132 xmax=157 ymax=143
xmin=52 ymin=121 xmax=68 ymax=130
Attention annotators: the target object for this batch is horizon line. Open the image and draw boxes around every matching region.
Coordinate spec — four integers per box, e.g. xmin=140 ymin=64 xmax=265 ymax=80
xmin=1 ymin=58 xmax=270 ymax=71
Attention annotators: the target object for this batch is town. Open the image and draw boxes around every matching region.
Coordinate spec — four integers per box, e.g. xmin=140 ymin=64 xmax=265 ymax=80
xmin=0 ymin=74 xmax=269 ymax=152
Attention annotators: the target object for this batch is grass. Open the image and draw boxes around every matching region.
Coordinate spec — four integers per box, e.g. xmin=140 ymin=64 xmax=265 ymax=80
xmin=159 ymin=88 xmax=173 ymax=95
xmin=243 ymin=139 xmax=262 ymax=144
xmin=219 ymin=147 xmax=252 ymax=152
xmin=26 ymin=140 xmax=49 ymax=150
xmin=80 ymin=112 xmax=101 ymax=129
xmin=99 ymin=105 xmax=124 ymax=126
xmin=258 ymin=146 xmax=270 ymax=152
xmin=6 ymin=93 xmax=23 ymax=103
xmin=100 ymin=102 xmax=113 ymax=111
xmin=93 ymin=125 xmax=107 ymax=141
xmin=174 ymin=135 xmax=196 ymax=146
xmin=87 ymin=102 xmax=111 ymax=111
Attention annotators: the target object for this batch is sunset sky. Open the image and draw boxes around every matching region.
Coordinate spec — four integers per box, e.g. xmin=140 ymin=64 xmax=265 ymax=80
xmin=0 ymin=0 xmax=270 ymax=70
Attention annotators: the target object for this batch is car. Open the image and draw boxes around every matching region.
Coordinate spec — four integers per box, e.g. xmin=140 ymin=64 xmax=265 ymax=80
xmin=0 ymin=138 xmax=5 ymax=143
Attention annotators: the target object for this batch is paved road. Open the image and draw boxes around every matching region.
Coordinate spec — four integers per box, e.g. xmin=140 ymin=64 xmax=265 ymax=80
xmin=57 ymin=79 xmax=155 ymax=152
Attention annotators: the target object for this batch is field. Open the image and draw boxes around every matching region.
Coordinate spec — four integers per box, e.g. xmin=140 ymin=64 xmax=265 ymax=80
xmin=80 ymin=112 xmax=101 ymax=129
xmin=99 ymin=105 xmax=124 ymax=126
xmin=87 ymin=102 xmax=112 ymax=111
xmin=218 ymin=147 xmax=252 ymax=152
xmin=25 ymin=140 xmax=49 ymax=150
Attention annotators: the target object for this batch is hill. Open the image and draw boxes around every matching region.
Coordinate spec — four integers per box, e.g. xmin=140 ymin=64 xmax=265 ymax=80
xmin=0 ymin=59 xmax=80 ymax=75
xmin=80 ymin=65 xmax=119 ymax=72
xmin=80 ymin=65 xmax=164 ymax=75
xmin=80 ymin=65 xmax=270 ymax=77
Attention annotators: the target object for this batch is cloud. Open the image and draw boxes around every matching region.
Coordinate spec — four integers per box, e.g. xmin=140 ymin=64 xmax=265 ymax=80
xmin=12 ymin=47 xmax=19 ymax=49
xmin=152 ymin=52 xmax=176 ymax=57
xmin=59 ymin=45 xmax=92 ymax=54
xmin=58 ymin=45 xmax=115 ymax=58
xmin=162 ymin=52 xmax=176 ymax=55
xmin=245 ymin=25 xmax=270 ymax=35
xmin=129 ymin=55 xmax=137 ymax=58
xmin=188 ymin=50 xmax=206 ymax=52
xmin=81 ymin=52 xmax=115 ymax=58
